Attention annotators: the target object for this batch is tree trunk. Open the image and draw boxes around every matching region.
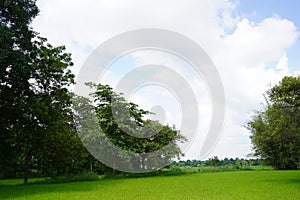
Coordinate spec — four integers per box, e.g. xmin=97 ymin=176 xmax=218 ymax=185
xmin=141 ymin=155 xmax=148 ymax=170
xmin=89 ymin=157 xmax=93 ymax=171
xmin=112 ymin=150 xmax=117 ymax=175
xmin=24 ymin=157 xmax=29 ymax=184
xmin=0 ymin=166 xmax=3 ymax=179
xmin=141 ymin=156 xmax=145 ymax=170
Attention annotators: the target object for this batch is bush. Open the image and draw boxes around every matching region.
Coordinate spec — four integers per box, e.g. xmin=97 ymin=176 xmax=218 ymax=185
xmin=39 ymin=171 xmax=100 ymax=184
xmin=66 ymin=171 xmax=100 ymax=182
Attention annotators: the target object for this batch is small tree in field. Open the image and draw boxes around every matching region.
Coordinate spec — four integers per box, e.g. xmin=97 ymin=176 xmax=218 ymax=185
xmin=209 ymin=156 xmax=220 ymax=170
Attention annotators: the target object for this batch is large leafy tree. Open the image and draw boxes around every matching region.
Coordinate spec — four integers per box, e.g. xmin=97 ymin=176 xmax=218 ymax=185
xmin=247 ymin=76 xmax=300 ymax=169
xmin=85 ymin=83 xmax=185 ymax=171
xmin=0 ymin=0 xmax=80 ymax=183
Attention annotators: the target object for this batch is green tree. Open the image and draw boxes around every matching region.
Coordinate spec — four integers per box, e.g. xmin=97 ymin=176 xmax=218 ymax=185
xmin=36 ymin=118 xmax=87 ymax=178
xmin=246 ymin=75 xmax=300 ymax=169
xmin=0 ymin=0 xmax=78 ymax=183
xmin=0 ymin=0 xmax=39 ymax=180
xmin=86 ymin=83 xmax=186 ymax=171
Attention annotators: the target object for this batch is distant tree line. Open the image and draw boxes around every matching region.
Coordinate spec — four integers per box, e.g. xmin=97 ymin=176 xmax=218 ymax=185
xmin=172 ymin=157 xmax=263 ymax=168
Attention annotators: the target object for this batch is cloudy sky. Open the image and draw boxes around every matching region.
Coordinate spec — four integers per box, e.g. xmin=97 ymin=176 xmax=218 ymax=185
xmin=32 ymin=0 xmax=299 ymax=160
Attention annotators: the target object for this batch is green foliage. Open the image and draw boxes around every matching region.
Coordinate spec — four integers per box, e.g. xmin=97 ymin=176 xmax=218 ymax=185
xmin=63 ymin=171 xmax=100 ymax=182
xmin=208 ymin=156 xmax=220 ymax=167
xmin=0 ymin=0 xmax=39 ymax=180
xmin=0 ymin=0 xmax=86 ymax=183
xmin=104 ymin=167 xmax=188 ymax=179
xmin=85 ymin=83 xmax=186 ymax=171
xmin=247 ymin=75 xmax=300 ymax=169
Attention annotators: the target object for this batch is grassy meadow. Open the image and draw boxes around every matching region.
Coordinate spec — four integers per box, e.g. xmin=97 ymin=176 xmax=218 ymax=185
xmin=0 ymin=170 xmax=299 ymax=200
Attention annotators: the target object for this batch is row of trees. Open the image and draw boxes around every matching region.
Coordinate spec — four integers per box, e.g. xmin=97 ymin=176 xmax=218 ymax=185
xmin=0 ymin=0 xmax=185 ymax=183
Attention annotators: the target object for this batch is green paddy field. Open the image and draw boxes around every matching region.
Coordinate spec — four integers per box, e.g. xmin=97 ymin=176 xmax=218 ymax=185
xmin=0 ymin=170 xmax=299 ymax=200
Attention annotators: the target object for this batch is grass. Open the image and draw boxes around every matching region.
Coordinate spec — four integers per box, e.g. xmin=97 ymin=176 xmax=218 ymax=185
xmin=0 ymin=170 xmax=299 ymax=199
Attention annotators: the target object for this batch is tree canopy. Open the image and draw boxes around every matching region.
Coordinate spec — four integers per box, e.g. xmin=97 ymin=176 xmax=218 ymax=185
xmin=246 ymin=75 xmax=300 ymax=169
xmin=83 ymin=83 xmax=186 ymax=171
xmin=0 ymin=0 xmax=85 ymax=183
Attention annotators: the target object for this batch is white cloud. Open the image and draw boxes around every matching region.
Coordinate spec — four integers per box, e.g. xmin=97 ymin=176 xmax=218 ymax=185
xmin=33 ymin=0 xmax=299 ymax=159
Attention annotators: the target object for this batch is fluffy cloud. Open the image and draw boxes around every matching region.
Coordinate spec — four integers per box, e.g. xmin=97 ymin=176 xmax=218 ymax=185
xmin=208 ymin=16 xmax=298 ymax=158
xmin=33 ymin=0 xmax=299 ymax=159
xmin=221 ymin=17 xmax=297 ymax=67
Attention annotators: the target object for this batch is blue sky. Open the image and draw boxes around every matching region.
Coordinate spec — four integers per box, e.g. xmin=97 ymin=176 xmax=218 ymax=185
xmin=238 ymin=0 xmax=299 ymax=24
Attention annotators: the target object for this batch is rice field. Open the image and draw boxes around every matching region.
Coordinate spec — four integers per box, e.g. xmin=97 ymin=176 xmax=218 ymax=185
xmin=0 ymin=170 xmax=299 ymax=199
